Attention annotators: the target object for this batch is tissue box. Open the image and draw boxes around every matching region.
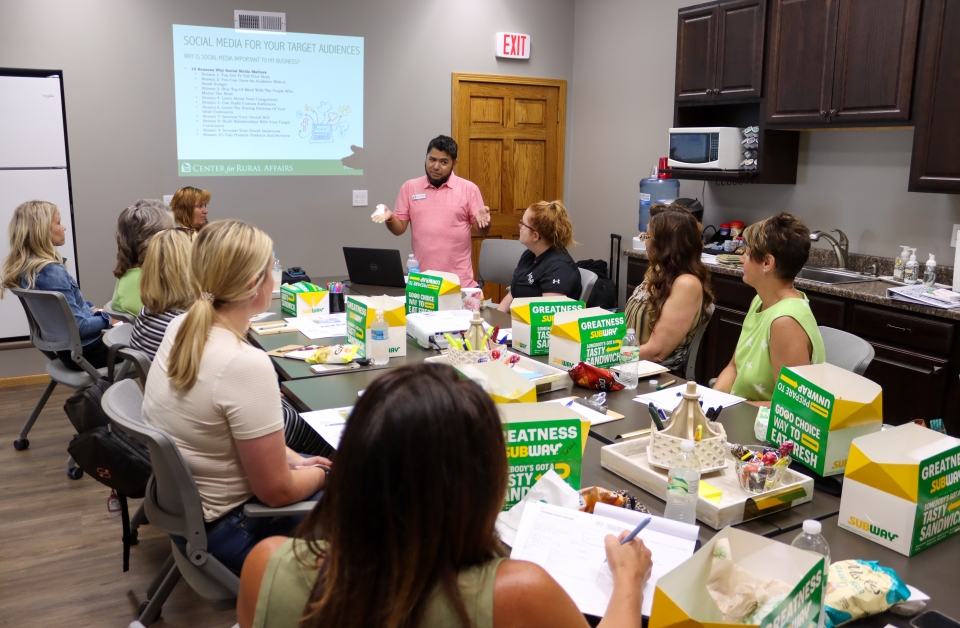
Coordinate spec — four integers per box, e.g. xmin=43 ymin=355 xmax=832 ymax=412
xmin=767 ymin=364 xmax=882 ymax=476
xmin=499 ymin=403 xmax=590 ymax=509
xmin=510 ymin=296 xmax=585 ymax=355
xmin=280 ymin=282 xmax=329 ymax=317
xmin=345 ymin=295 xmax=407 ymax=359
xmin=650 ymin=527 xmax=826 ymax=628
xmin=548 ymin=308 xmax=626 ymax=369
xmin=839 ymin=423 xmax=960 ymax=556
xmin=457 ymin=361 xmax=536 ymax=404
xmin=406 ymin=270 xmax=461 ymax=313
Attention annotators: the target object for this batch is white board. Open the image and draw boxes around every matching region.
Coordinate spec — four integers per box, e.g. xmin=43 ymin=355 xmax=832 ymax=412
xmin=0 ymin=169 xmax=76 ymax=339
xmin=0 ymin=76 xmax=67 ymax=168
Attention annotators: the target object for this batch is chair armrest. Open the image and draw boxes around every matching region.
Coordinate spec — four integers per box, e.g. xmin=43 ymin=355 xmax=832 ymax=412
xmin=243 ymin=501 xmax=317 ymax=518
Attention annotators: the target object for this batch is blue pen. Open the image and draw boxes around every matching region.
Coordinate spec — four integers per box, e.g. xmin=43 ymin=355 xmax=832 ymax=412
xmin=605 ymin=516 xmax=652 ymax=562
xmin=657 ymin=407 xmax=668 ymax=424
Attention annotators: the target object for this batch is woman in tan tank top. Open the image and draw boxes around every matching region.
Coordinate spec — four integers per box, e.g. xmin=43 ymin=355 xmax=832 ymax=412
xmin=237 ymin=363 xmax=653 ymax=628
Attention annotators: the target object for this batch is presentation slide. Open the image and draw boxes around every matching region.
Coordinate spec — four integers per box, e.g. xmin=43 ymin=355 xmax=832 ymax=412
xmin=173 ymin=25 xmax=363 ymax=176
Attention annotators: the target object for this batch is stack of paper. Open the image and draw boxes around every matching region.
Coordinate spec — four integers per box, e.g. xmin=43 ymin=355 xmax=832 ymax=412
xmin=887 ymin=284 xmax=960 ymax=309
xmin=300 ymin=406 xmax=351 ymax=449
xmin=510 ymin=502 xmax=698 ymax=616
xmin=634 ymin=383 xmax=745 ymax=413
xmin=284 ymin=312 xmax=348 ymax=339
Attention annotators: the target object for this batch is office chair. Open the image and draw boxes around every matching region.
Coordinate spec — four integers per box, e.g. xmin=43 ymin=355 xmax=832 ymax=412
xmin=103 ymin=300 xmax=137 ymax=325
xmin=819 ymin=326 xmax=875 ymax=375
xmin=478 ymin=239 xmax=526 ymax=292
xmin=101 ymin=380 xmax=316 ymax=626
xmin=578 ymin=268 xmax=599 ymax=304
xmin=10 ymin=288 xmax=110 ymax=477
xmin=681 ymin=303 xmax=715 ymax=381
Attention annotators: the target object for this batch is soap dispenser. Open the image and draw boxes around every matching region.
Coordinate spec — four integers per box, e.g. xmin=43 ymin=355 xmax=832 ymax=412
xmin=904 ymin=249 xmax=920 ymax=284
xmin=923 ymin=254 xmax=937 ymax=286
xmin=894 ymin=245 xmax=911 ymax=281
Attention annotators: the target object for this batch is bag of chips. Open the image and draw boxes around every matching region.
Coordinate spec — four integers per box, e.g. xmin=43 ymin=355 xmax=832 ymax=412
xmin=306 ymin=344 xmax=360 ymax=364
xmin=824 ymin=560 xmax=911 ymax=628
xmin=568 ymin=362 xmax=625 ymax=392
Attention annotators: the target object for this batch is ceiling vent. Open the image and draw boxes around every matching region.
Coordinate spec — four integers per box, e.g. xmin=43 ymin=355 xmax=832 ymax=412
xmin=234 ymin=10 xmax=286 ymax=32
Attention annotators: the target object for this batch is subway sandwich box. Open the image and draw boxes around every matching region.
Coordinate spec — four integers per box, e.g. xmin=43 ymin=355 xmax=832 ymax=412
xmin=280 ymin=282 xmax=329 ymax=317
xmin=457 ymin=361 xmax=536 ymax=404
xmin=510 ymin=296 xmax=584 ymax=356
xmin=406 ymin=270 xmax=461 ymax=313
xmin=345 ymin=295 xmax=407 ymax=359
xmin=767 ymin=363 xmax=882 ymax=476
xmin=650 ymin=527 xmax=826 ymax=628
xmin=499 ymin=402 xmax=590 ymax=510
xmin=548 ymin=308 xmax=626 ymax=369
xmin=839 ymin=423 xmax=960 ymax=556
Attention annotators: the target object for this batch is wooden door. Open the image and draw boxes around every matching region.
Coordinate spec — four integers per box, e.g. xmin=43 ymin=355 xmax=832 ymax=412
xmin=766 ymin=0 xmax=839 ymax=125
xmin=829 ymin=0 xmax=921 ymax=122
xmin=452 ymin=74 xmax=566 ymax=302
xmin=676 ymin=3 xmax=719 ymax=102
xmin=909 ymin=0 xmax=960 ymax=193
xmin=714 ymin=0 xmax=766 ymax=100
xmin=863 ymin=344 xmax=948 ymax=424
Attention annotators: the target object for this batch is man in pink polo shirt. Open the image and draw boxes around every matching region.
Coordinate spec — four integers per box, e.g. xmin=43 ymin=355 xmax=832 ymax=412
xmin=372 ymin=135 xmax=490 ymax=288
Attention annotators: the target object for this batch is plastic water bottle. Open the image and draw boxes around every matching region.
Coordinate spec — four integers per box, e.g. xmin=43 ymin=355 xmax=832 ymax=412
xmin=618 ymin=327 xmax=640 ymax=390
xmin=663 ymin=441 xmax=700 ymax=524
xmin=272 ymin=252 xmax=283 ymax=288
xmin=370 ymin=309 xmax=390 ymax=365
xmin=792 ymin=520 xmax=831 ymax=628
xmin=407 ymin=254 xmax=420 ymax=275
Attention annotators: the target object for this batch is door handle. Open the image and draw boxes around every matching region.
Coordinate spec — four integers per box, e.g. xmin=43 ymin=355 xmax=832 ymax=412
xmin=886 ymin=324 xmax=912 ymax=333
xmin=932 ymin=366 xmax=944 ymax=376
xmin=820 ymin=110 xmax=827 ymax=116
xmin=829 ymin=109 xmax=837 ymax=116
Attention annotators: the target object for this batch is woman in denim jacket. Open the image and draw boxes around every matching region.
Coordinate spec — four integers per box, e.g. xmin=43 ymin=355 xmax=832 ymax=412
xmin=1 ymin=200 xmax=113 ymax=369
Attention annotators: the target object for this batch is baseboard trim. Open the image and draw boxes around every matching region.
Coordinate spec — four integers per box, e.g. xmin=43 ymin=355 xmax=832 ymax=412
xmin=0 ymin=374 xmax=50 ymax=388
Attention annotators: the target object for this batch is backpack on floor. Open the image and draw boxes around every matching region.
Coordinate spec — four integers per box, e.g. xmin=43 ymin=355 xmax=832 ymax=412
xmin=63 ymin=346 xmax=151 ymax=571
xmin=577 ymin=259 xmax=618 ymax=309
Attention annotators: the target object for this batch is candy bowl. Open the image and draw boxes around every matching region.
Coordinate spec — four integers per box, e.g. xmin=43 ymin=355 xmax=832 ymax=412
xmin=734 ymin=446 xmax=791 ymax=494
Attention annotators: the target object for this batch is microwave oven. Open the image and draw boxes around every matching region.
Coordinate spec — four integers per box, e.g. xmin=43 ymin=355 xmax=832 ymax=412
xmin=668 ymin=127 xmax=742 ymax=170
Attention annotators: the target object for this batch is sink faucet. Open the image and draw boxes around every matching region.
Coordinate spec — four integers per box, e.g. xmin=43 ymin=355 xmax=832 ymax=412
xmin=810 ymin=229 xmax=849 ymax=269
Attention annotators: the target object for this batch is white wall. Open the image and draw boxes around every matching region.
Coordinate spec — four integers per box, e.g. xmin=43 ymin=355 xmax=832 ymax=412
xmin=0 ymin=0 xmax=576 ymax=302
xmin=568 ymin=0 xmax=960 ymax=266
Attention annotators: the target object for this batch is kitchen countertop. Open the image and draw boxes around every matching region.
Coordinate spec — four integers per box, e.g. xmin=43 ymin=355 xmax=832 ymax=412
xmin=624 ymin=249 xmax=960 ymax=322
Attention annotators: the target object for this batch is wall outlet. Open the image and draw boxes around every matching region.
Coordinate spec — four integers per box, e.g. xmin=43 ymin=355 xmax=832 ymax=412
xmin=352 ymin=190 xmax=368 ymax=207
xmin=952 ymin=224 xmax=960 ymax=247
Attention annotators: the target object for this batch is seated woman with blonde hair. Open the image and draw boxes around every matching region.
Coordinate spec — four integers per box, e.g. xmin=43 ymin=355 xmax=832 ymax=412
xmin=714 ymin=213 xmax=825 ymax=404
xmin=497 ymin=200 xmax=581 ymax=312
xmin=143 ymin=220 xmax=328 ymax=575
xmin=624 ymin=204 xmax=714 ymax=372
xmin=237 ymin=363 xmax=652 ymax=628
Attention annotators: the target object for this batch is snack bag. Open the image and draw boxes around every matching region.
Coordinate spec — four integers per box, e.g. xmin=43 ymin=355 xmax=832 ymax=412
xmin=568 ymin=362 xmax=625 ymax=392
xmin=305 ymin=344 xmax=360 ymax=364
xmin=824 ymin=560 xmax=910 ymax=628
xmin=577 ymin=486 xmax=649 ymax=514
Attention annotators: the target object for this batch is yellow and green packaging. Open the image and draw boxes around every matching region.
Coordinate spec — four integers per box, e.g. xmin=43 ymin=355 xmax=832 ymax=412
xmin=510 ymin=296 xmax=584 ymax=355
xmin=767 ymin=364 xmax=882 ymax=476
xmin=280 ymin=282 xmax=329 ymax=317
xmin=839 ymin=423 xmax=960 ymax=556
xmin=548 ymin=307 xmax=626 ymax=369
xmin=405 ymin=270 xmax=461 ymax=313
xmin=345 ymin=295 xmax=407 ymax=359
xmin=499 ymin=403 xmax=590 ymax=510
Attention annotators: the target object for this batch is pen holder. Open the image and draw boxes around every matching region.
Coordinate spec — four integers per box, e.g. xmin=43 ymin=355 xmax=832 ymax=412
xmin=446 ymin=343 xmax=510 ymax=367
xmin=329 ymin=292 xmax=345 ymax=313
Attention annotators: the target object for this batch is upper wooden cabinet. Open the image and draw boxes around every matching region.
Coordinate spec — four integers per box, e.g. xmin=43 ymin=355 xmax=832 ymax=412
xmin=676 ymin=0 xmax=766 ymax=102
xmin=766 ymin=0 xmax=921 ymax=125
xmin=909 ymin=0 xmax=960 ymax=193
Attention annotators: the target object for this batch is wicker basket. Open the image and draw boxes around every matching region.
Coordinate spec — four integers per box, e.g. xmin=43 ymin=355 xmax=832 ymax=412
xmin=446 ymin=344 xmax=509 ymax=367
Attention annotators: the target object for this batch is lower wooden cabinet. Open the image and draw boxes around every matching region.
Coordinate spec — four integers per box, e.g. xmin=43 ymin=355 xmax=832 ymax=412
xmin=862 ymin=342 xmax=948 ymax=424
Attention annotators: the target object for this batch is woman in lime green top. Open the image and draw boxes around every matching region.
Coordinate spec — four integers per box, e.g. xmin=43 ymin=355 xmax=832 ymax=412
xmin=111 ymin=200 xmax=173 ymax=315
xmin=237 ymin=364 xmax=653 ymax=628
xmin=714 ymin=213 xmax=825 ymax=404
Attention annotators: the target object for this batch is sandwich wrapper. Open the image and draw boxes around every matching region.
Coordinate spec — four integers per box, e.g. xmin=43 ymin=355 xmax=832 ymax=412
xmin=768 ymin=363 xmax=882 ymax=476
xmin=495 ymin=470 xmax=579 ymax=546
xmin=406 ymin=270 xmax=461 ymax=313
xmin=651 ymin=527 xmax=825 ymax=628
xmin=706 ymin=538 xmax=792 ymax=623
xmin=458 ymin=361 xmax=536 ymax=404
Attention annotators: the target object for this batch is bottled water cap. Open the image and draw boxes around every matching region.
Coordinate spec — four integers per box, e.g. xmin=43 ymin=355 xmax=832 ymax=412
xmin=680 ymin=440 xmax=695 ymax=452
xmin=802 ymin=519 xmax=822 ymax=535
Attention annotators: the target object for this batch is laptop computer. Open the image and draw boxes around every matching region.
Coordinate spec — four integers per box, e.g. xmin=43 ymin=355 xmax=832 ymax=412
xmin=342 ymin=247 xmax=407 ymax=288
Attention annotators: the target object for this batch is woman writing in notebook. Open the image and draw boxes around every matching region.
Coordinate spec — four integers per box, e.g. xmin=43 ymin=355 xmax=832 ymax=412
xmin=237 ymin=362 xmax=652 ymax=628
xmin=142 ymin=220 xmax=329 ymax=575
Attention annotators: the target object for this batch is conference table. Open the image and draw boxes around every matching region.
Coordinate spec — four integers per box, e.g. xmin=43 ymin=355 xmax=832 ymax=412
xmin=259 ymin=290 xmax=959 ymax=624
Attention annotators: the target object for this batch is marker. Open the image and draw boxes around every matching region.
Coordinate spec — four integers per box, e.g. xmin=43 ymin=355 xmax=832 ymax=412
xmin=656 ymin=379 xmax=677 ymax=391
xmin=657 ymin=407 xmax=668 ymax=425
xmin=647 ymin=402 xmax=664 ymax=430
xmin=694 ymin=425 xmax=703 ymax=441
xmin=712 ymin=406 xmax=724 ymax=422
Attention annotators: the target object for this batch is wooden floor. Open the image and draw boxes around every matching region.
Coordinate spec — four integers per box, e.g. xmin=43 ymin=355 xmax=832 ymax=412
xmin=0 ymin=381 xmax=236 ymax=627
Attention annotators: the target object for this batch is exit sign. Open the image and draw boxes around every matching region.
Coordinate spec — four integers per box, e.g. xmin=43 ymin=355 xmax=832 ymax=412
xmin=496 ymin=32 xmax=530 ymax=59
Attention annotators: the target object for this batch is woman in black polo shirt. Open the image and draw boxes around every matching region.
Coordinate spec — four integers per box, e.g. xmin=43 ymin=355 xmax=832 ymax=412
xmin=497 ymin=200 xmax=582 ymax=312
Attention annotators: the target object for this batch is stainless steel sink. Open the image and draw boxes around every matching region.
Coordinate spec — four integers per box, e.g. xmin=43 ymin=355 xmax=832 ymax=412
xmin=795 ymin=267 xmax=876 ymax=285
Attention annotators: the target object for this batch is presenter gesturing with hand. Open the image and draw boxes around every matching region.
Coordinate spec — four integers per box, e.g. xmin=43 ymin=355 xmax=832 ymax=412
xmin=371 ymin=135 xmax=490 ymax=288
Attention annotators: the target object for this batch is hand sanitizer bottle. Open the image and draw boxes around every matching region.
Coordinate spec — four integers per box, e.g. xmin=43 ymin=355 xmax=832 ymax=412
xmin=904 ymin=249 xmax=920 ymax=284
xmin=923 ymin=254 xmax=937 ymax=286
xmin=893 ymin=245 xmax=910 ymax=281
